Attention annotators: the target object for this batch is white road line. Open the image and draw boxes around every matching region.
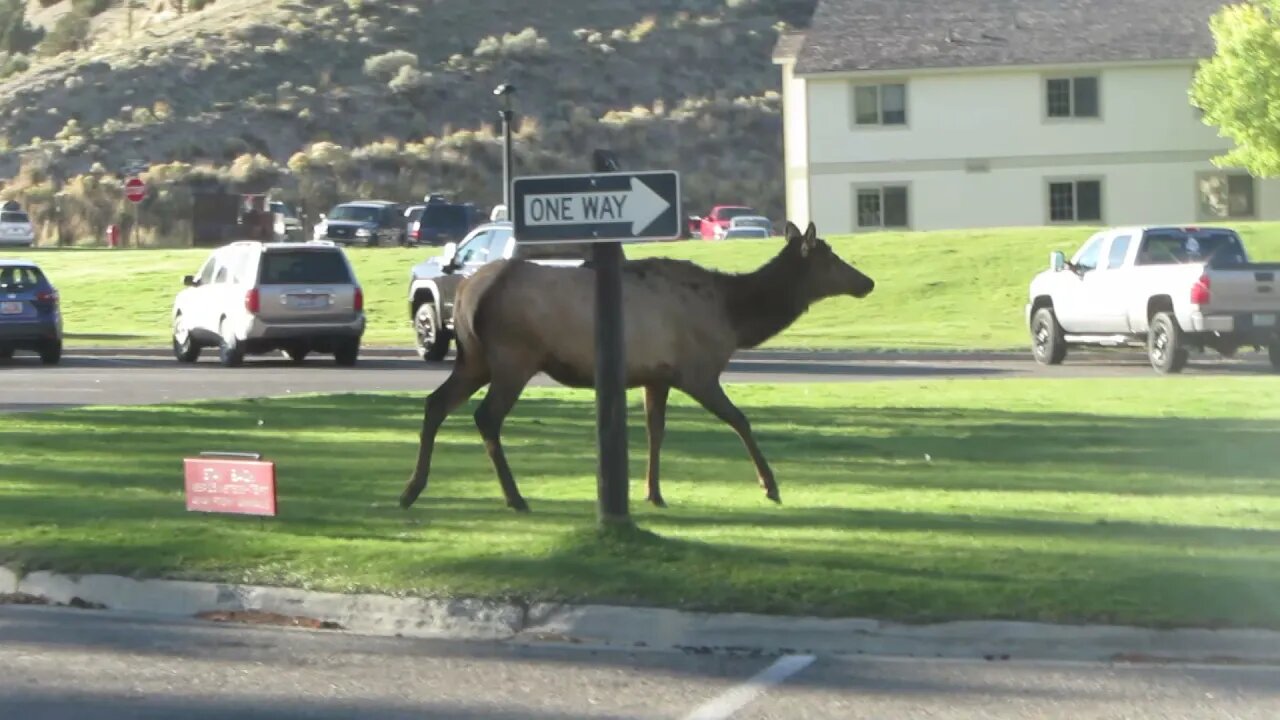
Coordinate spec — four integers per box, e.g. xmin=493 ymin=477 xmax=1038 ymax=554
xmin=682 ymin=654 xmax=816 ymax=720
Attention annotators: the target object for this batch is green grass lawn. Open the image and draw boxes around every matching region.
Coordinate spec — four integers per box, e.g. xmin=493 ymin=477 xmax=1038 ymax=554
xmin=8 ymin=221 xmax=1280 ymax=352
xmin=3 ymin=377 xmax=1279 ymax=629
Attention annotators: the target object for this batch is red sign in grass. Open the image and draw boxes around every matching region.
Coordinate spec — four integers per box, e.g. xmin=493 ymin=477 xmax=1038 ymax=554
xmin=183 ymin=455 xmax=277 ymax=517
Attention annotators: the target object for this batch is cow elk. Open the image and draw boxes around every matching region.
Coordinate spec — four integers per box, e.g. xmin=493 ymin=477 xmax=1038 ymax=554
xmin=399 ymin=221 xmax=876 ymax=512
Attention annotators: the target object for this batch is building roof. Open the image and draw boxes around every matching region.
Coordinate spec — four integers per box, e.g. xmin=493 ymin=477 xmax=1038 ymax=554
xmin=793 ymin=0 xmax=1231 ymax=75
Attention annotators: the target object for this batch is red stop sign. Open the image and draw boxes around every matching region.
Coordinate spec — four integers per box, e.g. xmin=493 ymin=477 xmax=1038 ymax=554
xmin=125 ymin=177 xmax=146 ymax=203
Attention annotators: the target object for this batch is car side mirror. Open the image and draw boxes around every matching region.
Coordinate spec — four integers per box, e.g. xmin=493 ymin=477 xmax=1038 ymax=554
xmin=441 ymin=241 xmax=458 ymax=268
xmin=1050 ymin=251 xmax=1066 ymax=273
xmin=183 ymin=274 xmax=197 ymax=286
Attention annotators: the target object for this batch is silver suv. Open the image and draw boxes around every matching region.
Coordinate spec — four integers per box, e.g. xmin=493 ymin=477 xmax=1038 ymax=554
xmin=171 ymin=240 xmax=365 ymax=367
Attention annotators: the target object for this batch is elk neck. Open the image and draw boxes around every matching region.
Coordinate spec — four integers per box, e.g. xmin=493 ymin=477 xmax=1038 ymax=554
xmin=721 ymin=248 xmax=813 ymax=349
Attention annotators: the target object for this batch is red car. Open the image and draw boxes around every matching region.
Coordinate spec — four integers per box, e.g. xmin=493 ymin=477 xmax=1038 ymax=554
xmin=688 ymin=205 xmax=757 ymax=240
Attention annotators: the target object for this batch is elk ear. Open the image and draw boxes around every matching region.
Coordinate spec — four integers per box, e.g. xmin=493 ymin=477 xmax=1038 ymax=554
xmin=800 ymin=221 xmax=818 ymax=257
xmin=784 ymin=221 xmax=802 ymax=242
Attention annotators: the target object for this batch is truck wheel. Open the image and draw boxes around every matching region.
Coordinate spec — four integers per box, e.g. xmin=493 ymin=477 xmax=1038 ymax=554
xmin=172 ymin=314 xmax=201 ymax=363
xmin=39 ymin=339 xmax=62 ymax=365
xmin=1148 ymin=312 xmax=1188 ymax=374
xmin=1030 ymin=307 xmax=1066 ymax=365
xmin=1269 ymin=340 xmax=1280 ymax=372
xmin=414 ymin=302 xmax=450 ymax=362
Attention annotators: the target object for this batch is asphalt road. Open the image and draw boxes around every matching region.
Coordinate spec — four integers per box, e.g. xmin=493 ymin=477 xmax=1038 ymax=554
xmin=1 ymin=605 xmax=1277 ymax=720
xmin=0 ymin=346 xmax=1275 ymax=412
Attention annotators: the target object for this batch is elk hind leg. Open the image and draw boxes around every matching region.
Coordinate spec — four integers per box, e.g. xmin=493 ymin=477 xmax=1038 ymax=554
xmin=680 ymin=378 xmax=780 ymax=503
xmin=474 ymin=369 xmax=535 ymax=511
xmin=400 ymin=368 xmax=488 ymax=509
xmin=644 ymin=384 xmax=670 ymax=507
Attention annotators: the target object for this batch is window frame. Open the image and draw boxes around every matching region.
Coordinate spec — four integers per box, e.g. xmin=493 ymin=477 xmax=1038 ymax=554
xmin=1043 ymin=74 xmax=1101 ymax=120
xmin=851 ymin=182 xmax=911 ymax=231
xmin=1195 ymin=171 xmax=1257 ymax=221
xmin=1046 ymin=176 xmax=1104 ymax=225
xmin=848 ymin=81 xmax=908 ymax=128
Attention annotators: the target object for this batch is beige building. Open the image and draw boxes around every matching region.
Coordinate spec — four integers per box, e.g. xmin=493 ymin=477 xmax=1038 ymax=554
xmin=773 ymin=0 xmax=1280 ymax=234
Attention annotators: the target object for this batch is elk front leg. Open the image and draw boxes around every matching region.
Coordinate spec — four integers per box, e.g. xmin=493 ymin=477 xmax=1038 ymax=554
xmin=400 ymin=369 xmax=487 ymax=509
xmin=643 ymin=384 xmax=670 ymax=507
xmin=679 ymin=379 xmax=779 ymax=503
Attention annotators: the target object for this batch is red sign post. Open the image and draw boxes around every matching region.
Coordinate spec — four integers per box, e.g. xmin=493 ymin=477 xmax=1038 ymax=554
xmin=183 ymin=454 xmax=278 ymax=517
xmin=124 ymin=177 xmax=146 ymax=203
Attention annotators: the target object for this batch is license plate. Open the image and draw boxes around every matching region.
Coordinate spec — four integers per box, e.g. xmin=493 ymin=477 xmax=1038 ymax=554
xmin=0 ymin=301 xmax=21 ymax=314
xmin=1253 ymin=313 xmax=1276 ymax=327
xmin=288 ymin=294 xmax=328 ymax=309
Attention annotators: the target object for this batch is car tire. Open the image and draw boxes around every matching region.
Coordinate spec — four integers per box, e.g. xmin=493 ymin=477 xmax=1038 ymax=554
xmin=172 ymin=314 xmax=201 ymax=363
xmin=414 ymin=302 xmax=450 ymax=362
xmin=39 ymin=339 xmax=61 ymax=365
xmin=1148 ymin=311 xmax=1188 ymax=374
xmin=1030 ymin=307 xmax=1067 ymax=365
xmin=1269 ymin=339 xmax=1280 ymax=372
xmin=334 ymin=338 xmax=359 ymax=366
xmin=218 ymin=318 xmax=244 ymax=367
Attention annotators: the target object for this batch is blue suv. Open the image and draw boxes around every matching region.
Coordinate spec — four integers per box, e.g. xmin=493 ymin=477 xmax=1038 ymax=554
xmin=0 ymin=259 xmax=63 ymax=364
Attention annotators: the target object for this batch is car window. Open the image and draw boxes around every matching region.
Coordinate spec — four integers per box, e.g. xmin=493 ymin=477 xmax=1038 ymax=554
xmin=1105 ymin=235 xmax=1131 ymax=269
xmin=1 ymin=211 xmax=30 ymax=223
xmin=0 ymin=266 xmax=41 ymax=289
xmin=1137 ymin=229 xmax=1249 ymax=267
xmin=328 ymin=205 xmax=382 ymax=223
xmin=1073 ymin=235 xmax=1104 ymax=272
xmin=455 ymin=230 xmax=494 ymax=264
xmin=258 ymin=249 xmax=353 ymax=284
xmin=196 ymin=256 xmax=217 ymax=284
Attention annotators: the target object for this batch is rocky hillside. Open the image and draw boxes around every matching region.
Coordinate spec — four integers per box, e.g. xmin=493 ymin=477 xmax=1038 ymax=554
xmin=0 ymin=0 xmax=816 ymax=246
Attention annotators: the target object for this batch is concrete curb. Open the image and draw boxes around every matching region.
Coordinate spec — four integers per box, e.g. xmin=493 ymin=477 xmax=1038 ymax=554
xmin=5 ymin=565 xmax=1280 ymax=665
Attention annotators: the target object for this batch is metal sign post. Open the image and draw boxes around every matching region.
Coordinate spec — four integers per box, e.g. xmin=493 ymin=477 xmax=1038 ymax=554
xmin=512 ymin=154 xmax=681 ymax=526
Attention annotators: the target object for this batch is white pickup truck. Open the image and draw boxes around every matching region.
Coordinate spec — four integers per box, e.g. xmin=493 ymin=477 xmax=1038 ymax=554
xmin=1027 ymin=225 xmax=1280 ymax=374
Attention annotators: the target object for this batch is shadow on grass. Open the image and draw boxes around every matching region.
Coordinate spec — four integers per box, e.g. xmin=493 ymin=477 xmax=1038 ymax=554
xmin=2 ymin=392 xmax=1279 ymax=628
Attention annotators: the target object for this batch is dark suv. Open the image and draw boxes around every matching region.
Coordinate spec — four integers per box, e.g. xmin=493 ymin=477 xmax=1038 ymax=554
xmin=405 ymin=195 xmax=479 ymax=246
xmin=315 ymin=200 xmax=407 ymax=247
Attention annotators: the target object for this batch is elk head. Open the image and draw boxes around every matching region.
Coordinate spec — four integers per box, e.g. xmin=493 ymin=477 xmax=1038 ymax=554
xmin=785 ymin=221 xmax=876 ymax=299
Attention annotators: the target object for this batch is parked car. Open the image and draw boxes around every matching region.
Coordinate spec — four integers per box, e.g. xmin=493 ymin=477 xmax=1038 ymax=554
xmin=406 ymin=221 xmax=587 ymax=360
xmin=312 ymin=200 xmax=408 ymax=247
xmin=688 ymin=205 xmax=757 ymax=240
xmin=270 ymin=201 xmax=303 ymax=243
xmin=1027 ymin=224 xmax=1280 ymax=374
xmin=725 ymin=215 xmax=773 ymax=237
xmin=721 ymin=226 xmax=771 ymax=240
xmin=0 ymin=206 xmax=35 ymax=248
xmin=171 ymin=240 xmax=365 ymax=367
xmin=0 ymin=259 xmax=62 ymax=364
xmin=406 ymin=194 xmax=480 ymax=246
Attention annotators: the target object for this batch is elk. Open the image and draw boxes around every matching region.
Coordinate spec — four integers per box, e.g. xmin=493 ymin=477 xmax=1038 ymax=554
xmin=398 ymin=221 xmax=876 ymax=512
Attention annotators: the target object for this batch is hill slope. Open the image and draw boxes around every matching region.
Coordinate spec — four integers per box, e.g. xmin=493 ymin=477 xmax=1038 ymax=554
xmin=0 ymin=0 xmax=816 ymax=245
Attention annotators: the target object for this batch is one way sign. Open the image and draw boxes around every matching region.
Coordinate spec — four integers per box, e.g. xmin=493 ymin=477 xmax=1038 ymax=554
xmin=512 ymin=170 xmax=681 ymax=244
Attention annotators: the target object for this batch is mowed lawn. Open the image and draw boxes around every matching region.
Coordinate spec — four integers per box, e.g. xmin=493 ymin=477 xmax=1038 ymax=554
xmin=8 ymin=221 xmax=1280 ymax=351
xmin=2 ymin=378 xmax=1279 ymax=629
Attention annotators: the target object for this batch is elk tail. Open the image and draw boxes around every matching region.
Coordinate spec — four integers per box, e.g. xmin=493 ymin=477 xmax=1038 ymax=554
xmin=451 ymin=260 xmax=514 ymax=367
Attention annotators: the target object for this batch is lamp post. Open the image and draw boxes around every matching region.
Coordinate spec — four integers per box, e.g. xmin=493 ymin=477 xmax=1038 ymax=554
xmin=493 ymin=83 xmax=516 ymax=215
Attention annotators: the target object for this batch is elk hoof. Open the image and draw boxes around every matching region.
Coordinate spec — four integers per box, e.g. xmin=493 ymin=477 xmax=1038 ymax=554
xmin=507 ymin=497 xmax=530 ymax=513
xmin=647 ymin=494 xmax=668 ymax=508
xmin=764 ymin=487 xmax=781 ymax=504
xmin=399 ymin=483 xmax=423 ymax=509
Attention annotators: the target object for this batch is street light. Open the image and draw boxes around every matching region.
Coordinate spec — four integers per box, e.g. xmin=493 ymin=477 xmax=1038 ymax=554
xmin=493 ymin=82 xmax=516 ymax=216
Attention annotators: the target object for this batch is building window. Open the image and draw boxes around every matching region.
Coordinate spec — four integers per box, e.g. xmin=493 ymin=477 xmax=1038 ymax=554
xmin=1048 ymin=179 xmax=1102 ymax=223
xmin=1046 ymin=76 xmax=1099 ymax=118
xmin=1198 ymin=173 xmax=1255 ymax=219
xmin=855 ymin=185 xmax=909 ymax=228
xmin=851 ymin=82 xmax=906 ymax=126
